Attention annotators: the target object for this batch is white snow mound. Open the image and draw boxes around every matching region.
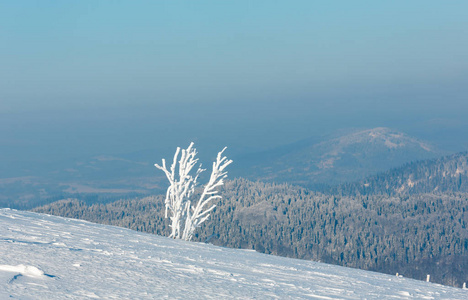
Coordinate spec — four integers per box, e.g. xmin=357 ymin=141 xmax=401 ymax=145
xmin=0 ymin=264 xmax=45 ymax=278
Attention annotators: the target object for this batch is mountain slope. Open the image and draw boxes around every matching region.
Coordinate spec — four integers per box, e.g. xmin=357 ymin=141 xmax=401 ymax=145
xmin=236 ymin=127 xmax=440 ymax=187
xmin=1 ymin=209 xmax=467 ymax=299
xmin=335 ymin=151 xmax=468 ymax=195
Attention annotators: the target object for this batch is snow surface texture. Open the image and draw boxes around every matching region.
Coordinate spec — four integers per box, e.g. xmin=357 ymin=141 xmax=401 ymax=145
xmin=1 ymin=209 xmax=466 ymax=299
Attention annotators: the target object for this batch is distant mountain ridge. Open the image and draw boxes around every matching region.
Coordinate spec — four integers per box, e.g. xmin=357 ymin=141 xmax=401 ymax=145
xmin=0 ymin=127 xmax=450 ymax=209
xmin=235 ymin=127 xmax=440 ymax=187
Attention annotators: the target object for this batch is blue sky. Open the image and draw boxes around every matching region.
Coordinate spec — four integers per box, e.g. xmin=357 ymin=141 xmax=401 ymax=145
xmin=1 ymin=1 xmax=468 ymax=172
xmin=2 ymin=1 xmax=467 ymax=111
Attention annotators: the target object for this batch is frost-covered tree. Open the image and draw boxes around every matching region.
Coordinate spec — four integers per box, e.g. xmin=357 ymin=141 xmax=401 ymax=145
xmin=154 ymin=142 xmax=232 ymax=241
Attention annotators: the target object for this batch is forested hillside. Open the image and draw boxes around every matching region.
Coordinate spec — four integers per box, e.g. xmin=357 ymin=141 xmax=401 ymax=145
xmin=34 ymin=178 xmax=468 ymax=288
xmin=334 ymin=152 xmax=468 ymax=196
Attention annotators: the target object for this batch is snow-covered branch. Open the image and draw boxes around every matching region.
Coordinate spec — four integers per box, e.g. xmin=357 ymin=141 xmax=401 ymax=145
xmin=155 ymin=143 xmax=231 ymax=241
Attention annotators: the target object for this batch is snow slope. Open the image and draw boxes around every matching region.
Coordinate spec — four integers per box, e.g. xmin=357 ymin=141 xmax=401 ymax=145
xmin=1 ymin=209 xmax=466 ymax=299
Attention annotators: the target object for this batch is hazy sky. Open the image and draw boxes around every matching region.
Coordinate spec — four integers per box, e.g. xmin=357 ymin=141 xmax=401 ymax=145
xmin=1 ymin=1 xmax=468 ymax=174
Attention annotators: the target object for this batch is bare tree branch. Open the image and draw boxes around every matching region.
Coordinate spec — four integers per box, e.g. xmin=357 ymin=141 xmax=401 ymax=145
xmin=155 ymin=143 xmax=231 ymax=241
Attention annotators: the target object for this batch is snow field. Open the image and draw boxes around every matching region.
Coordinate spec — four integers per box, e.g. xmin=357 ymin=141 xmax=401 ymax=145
xmin=1 ymin=208 xmax=467 ymax=299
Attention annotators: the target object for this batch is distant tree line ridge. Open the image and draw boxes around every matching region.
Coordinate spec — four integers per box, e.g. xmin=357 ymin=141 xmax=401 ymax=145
xmin=331 ymin=152 xmax=468 ymax=196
